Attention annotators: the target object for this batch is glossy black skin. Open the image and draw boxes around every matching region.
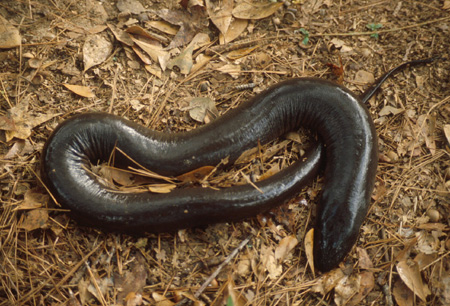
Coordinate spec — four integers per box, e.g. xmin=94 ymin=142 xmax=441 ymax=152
xmin=41 ymin=78 xmax=377 ymax=272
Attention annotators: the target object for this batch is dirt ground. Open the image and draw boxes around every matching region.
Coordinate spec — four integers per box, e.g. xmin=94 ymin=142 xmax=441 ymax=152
xmin=1 ymin=0 xmax=449 ymax=305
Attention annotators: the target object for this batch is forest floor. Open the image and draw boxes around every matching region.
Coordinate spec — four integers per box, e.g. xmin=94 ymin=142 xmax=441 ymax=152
xmin=1 ymin=0 xmax=449 ymax=305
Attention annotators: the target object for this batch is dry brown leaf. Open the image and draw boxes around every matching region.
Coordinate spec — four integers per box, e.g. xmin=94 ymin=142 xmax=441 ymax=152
xmin=225 ymin=277 xmax=248 ymax=306
xmin=232 ymin=2 xmax=283 ymax=20
xmin=414 ymin=253 xmax=437 ymax=270
xmin=220 ymin=18 xmax=248 ymax=44
xmin=116 ymin=0 xmax=145 ymax=14
xmin=275 ymin=235 xmax=298 ymax=263
xmin=236 ymin=253 xmax=251 ymax=277
xmin=440 ymin=276 xmax=450 ymax=304
xmin=152 ymin=292 xmax=175 ymax=306
xmin=0 ymin=115 xmax=15 ymax=131
xmin=155 ymin=7 xmax=207 ymax=49
xmin=334 ymin=274 xmax=360 ymax=306
xmin=393 ymin=277 xmax=414 ymax=306
xmin=148 ymin=183 xmax=177 ymax=193
xmin=417 ymin=222 xmax=449 ymax=231
xmin=124 ymin=292 xmax=143 ymax=306
xmin=86 ymin=277 xmax=113 ymax=303
xmin=217 ymin=63 xmax=241 ymax=78
xmin=305 ymin=228 xmax=315 ymax=274
xmin=261 ymin=244 xmax=282 ymax=279
xmin=378 ymin=105 xmax=404 ymax=117
xmin=417 ymin=114 xmax=437 ymax=155
xmin=235 ymin=147 xmax=259 ymax=164
xmin=14 ymin=189 xmax=48 ymax=211
xmin=346 ymin=271 xmax=375 ymax=306
xmin=188 ymin=97 xmax=218 ymax=122
xmin=115 ymin=253 xmax=147 ymax=302
xmin=176 ymin=166 xmax=214 ymax=183
xmin=205 ymin=0 xmax=233 ymax=36
xmin=18 ymin=209 xmax=49 ymax=231
xmin=6 ymin=100 xmax=60 ymax=141
xmin=126 ymin=25 xmax=167 ymax=43
xmin=167 ymin=44 xmax=194 ymax=74
xmin=146 ymin=20 xmax=179 ymax=35
xmin=444 ymin=124 xmax=450 ymax=147
xmin=78 ymin=278 xmax=90 ymax=305
xmin=356 ymin=247 xmax=373 ymax=269
xmin=132 ymin=44 xmax=153 ymax=65
xmin=354 ymin=70 xmax=375 ymax=84
xmin=144 ymin=65 xmax=162 ymax=78
xmin=108 ymin=23 xmax=134 ymax=46
xmin=191 ymin=53 xmax=212 ymax=75
xmin=311 ymin=268 xmax=346 ymax=295
xmin=173 ymin=290 xmax=206 ymax=306
xmin=63 ymin=84 xmax=96 ymax=98
xmin=396 ymin=260 xmax=431 ymax=302
xmin=3 ymin=139 xmax=34 ymax=159
xmin=415 ymin=230 xmax=440 ymax=254
xmin=130 ymin=35 xmax=168 ymax=67
xmin=83 ymin=34 xmax=113 ymax=71
xmin=0 ymin=15 xmax=21 ymax=48
xmin=226 ymin=45 xmax=259 ymax=60
xmin=443 ymin=0 xmax=450 ymax=10
xmin=100 ymin=166 xmax=135 ymax=186
xmin=259 ymin=163 xmax=280 ymax=181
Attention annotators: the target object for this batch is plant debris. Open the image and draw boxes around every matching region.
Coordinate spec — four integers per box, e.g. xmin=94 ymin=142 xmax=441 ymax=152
xmin=1 ymin=0 xmax=449 ymax=305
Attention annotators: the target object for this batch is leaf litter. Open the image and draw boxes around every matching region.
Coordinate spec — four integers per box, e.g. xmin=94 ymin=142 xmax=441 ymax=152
xmin=0 ymin=0 xmax=449 ymax=305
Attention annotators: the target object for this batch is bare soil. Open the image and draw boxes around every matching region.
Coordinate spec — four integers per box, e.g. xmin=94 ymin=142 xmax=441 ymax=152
xmin=1 ymin=0 xmax=449 ymax=305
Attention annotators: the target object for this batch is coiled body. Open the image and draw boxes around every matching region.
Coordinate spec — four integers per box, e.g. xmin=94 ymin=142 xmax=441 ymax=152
xmin=42 ymin=78 xmax=378 ymax=272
